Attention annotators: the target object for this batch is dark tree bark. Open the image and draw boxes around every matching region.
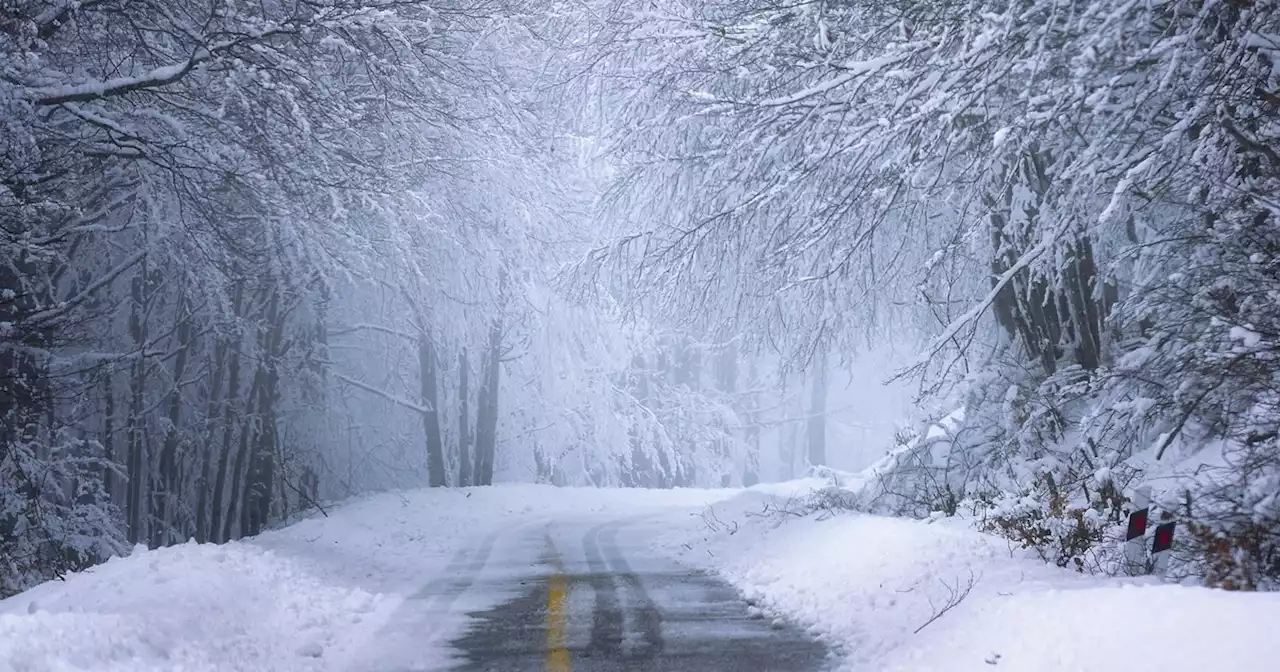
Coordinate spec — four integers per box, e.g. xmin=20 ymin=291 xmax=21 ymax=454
xmin=223 ymin=289 xmax=269 ymax=543
xmin=211 ymin=284 xmax=245 ymax=543
xmin=474 ymin=317 xmax=503 ymax=486
xmin=227 ymin=394 xmax=253 ymax=541
xmin=229 ymin=335 xmax=268 ymax=542
xmin=101 ymin=372 xmax=116 ymax=500
xmin=125 ymin=269 xmax=150 ymax=545
xmin=457 ymin=348 xmax=471 ymax=487
xmin=153 ymin=297 xmax=192 ymax=547
xmin=195 ymin=331 xmax=228 ymax=544
xmin=988 ymin=146 xmax=1109 ymax=377
xmin=419 ymin=334 xmax=447 ymax=487
xmin=245 ymin=288 xmax=285 ymax=537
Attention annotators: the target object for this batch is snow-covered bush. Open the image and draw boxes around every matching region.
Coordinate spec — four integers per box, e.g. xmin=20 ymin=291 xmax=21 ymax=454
xmin=976 ymin=470 xmax=1130 ymax=573
xmin=0 ymin=433 xmax=125 ymax=597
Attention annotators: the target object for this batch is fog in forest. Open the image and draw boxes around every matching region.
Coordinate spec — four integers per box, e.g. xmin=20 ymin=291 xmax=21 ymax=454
xmin=5 ymin=0 xmax=1280 ymax=598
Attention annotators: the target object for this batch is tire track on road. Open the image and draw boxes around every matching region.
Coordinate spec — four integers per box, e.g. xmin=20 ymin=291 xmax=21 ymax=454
xmin=581 ymin=516 xmax=665 ymax=662
xmin=582 ymin=519 xmax=625 ymax=660
xmin=600 ymin=521 xmax=664 ymax=658
xmin=411 ymin=526 xmax=505 ymax=609
xmin=353 ymin=527 xmax=513 ymax=672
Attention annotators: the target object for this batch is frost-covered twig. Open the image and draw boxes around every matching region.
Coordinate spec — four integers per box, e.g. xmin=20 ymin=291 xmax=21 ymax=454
xmin=913 ymin=571 xmax=979 ymax=634
xmin=699 ymin=505 xmax=739 ymax=535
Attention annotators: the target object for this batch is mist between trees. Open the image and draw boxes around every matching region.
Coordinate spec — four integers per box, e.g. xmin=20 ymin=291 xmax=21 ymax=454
xmin=4 ymin=0 xmax=1280 ymax=595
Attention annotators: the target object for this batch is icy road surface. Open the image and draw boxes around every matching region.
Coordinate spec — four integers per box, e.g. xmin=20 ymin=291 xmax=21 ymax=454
xmin=353 ymin=513 xmax=831 ymax=671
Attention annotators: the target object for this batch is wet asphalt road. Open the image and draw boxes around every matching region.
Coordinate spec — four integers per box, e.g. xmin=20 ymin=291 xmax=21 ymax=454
xmin=364 ymin=514 xmax=834 ymax=671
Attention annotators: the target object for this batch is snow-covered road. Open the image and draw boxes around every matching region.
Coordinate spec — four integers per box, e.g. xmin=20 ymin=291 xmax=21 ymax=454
xmin=4 ymin=483 xmax=1279 ymax=672
xmin=2 ymin=486 xmax=757 ymax=672
xmin=428 ymin=514 xmax=830 ymax=671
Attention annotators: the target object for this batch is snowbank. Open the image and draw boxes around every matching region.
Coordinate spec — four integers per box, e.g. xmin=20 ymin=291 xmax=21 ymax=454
xmin=0 ymin=485 xmax=732 ymax=672
xmin=664 ymin=487 xmax=1280 ymax=672
xmin=0 ymin=541 xmax=382 ymax=672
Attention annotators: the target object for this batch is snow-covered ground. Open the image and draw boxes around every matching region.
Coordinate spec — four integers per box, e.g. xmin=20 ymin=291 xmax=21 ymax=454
xmin=664 ymin=484 xmax=1280 ymax=672
xmin=3 ymin=482 xmax=1278 ymax=672
xmin=0 ymin=486 xmax=731 ymax=672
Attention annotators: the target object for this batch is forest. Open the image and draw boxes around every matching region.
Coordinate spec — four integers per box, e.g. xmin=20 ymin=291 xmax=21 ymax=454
xmin=4 ymin=0 xmax=1280 ymax=596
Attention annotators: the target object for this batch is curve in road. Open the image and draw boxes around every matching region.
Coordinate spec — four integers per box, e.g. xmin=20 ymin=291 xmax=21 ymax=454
xmin=452 ymin=516 xmax=833 ymax=671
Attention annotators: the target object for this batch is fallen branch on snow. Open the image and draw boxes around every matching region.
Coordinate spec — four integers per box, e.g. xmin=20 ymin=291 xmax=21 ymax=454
xmin=914 ymin=570 xmax=980 ymax=634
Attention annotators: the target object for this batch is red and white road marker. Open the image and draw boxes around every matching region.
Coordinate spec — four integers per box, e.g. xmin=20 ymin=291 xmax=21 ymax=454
xmin=1124 ymin=486 xmax=1151 ymax=575
xmin=1152 ymin=520 xmax=1176 ymax=574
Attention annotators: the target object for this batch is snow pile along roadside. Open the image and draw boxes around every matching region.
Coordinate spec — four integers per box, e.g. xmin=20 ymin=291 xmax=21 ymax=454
xmin=0 ymin=541 xmax=382 ymax=672
xmin=665 ymin=487 xmax=1280 ymax=672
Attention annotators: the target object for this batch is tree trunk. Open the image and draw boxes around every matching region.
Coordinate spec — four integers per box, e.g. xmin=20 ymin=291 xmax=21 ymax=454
xmin=474 ymin=317 xmax=503 ymax=486
xmin=715 ymin=342 xmax=738 ymax=486
xmin=244 ymin=376 xmax=275 ymax=537
xmin=807 ymin=351 xmax=827 ymax=468
xmin=743 ymin=357 xmax=760 ymax=487
xmin=210 ymin=284 xmax=244 ymax=543
xmin=988 ymin=145 xmax=1107 ymax=377
xmin=227 ymin=348 xmax=266 ymax=542
xmin=153 ymin=298 xmax=192 ymax=547
xmin=226 ymin=394 xmax=254 ymax=541
xmin=196 ymin=331 xmax=229 ymax=544
xmin=419 ymin=334 xmax=446 ymax=487
xmin=101 ymin=372 xmax=116 ymax=500
xmin=125 ymin=270 xmax=149 ymax=545
xmin=246 ymin=289 xmax=284 ymax=537
xmin=457 ymin=348 xmax=471 ymax=487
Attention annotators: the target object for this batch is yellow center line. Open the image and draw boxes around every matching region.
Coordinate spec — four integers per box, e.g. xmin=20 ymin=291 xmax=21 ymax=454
xmin=545 ymin=572 xmax=571 ymax=671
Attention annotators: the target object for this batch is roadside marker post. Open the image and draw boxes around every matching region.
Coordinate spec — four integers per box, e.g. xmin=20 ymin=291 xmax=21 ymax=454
xmin=1124 ymin=486 xmax=1151 ymax=575
xmin=1151 ymin=520 xmax=1176 ymax=574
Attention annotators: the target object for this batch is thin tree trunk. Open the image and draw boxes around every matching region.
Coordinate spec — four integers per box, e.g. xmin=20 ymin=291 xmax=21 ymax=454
xmin=806 ymin=349 xmax=828 ymax=468
xmin=226 ymin=395 xmax=254 ymax=541
xmin=457 ymin=348 xmax=471 ymax=487
xmin=153 ymin=297 xmax=191 ymax=547
xmin=246 ymin=290 xmax=283 ymax=536
xmin=245 ymin=375 xmax=275 ymax=536
xmin=102 ymin=372 xmax=115 ymax=500
xmin=125 ymin=270 xmax=149 ymax=545
xmin=231 ymin=290 xmax=270 ymax=541
xmin=228 ymin=347 xmax=266 ymax=543
xmin=195 ymin=333 xmax=227 ymax=544
xmin=744 ymin=358 xmax=760 ymax=487
xmin=716 ymin=342 xmax=737 ymax=486
xmin=474 ymin=317 xmax=503 ymax=486
xmin=419 ymin=334 xmax=446 ymax=487
xmin=210 ymin=284 xmax=244 ymax=543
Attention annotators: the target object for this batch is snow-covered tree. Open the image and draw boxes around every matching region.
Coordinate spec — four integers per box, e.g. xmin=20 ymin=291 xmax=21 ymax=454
xmin=590 ymin=0 xmax=1280 ymax=584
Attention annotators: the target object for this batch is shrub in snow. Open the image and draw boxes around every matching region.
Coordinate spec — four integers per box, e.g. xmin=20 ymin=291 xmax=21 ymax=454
xmin=1180 ymin=440 xmax=1280 ymax=590
xmin=976 ymin=470 xmax=1129 ymax=573
xmin=0 ymin=432 xmax=124 ymax=597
